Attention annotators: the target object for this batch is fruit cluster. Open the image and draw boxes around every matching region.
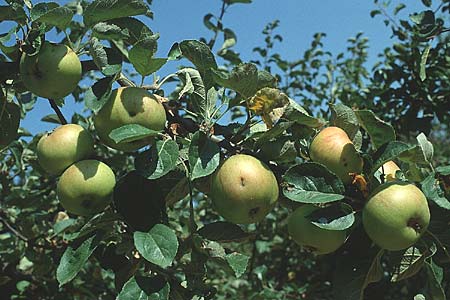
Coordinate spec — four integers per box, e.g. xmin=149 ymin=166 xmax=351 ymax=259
xmin=30 ymin=42 xmax=430 ymax=256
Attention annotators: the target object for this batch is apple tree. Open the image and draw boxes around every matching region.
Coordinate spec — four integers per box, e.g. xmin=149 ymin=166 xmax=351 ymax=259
xmin=0 ymin=0 xmax=449 ymax=299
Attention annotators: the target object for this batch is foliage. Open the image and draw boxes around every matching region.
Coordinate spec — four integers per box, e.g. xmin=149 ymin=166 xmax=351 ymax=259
xmin=0 ymin=0 xmax=449 ymax=299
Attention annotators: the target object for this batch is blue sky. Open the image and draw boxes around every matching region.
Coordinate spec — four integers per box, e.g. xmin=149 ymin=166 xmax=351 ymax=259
xmin=1 ymin=0 xmax=427 ymax=135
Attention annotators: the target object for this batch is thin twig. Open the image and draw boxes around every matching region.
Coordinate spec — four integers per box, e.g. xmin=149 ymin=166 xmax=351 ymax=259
xmin=0 ymin=214 xmax=29 ymax=241
xmin=208 ymin=1 xmax=228 ymax=49
xmin=48 ymin=99 xmax=67 ymax=124
xmin=376 ymin=3 xmax=399 ymax=29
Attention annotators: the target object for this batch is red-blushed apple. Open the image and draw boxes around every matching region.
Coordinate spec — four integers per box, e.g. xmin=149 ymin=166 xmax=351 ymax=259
xmin=377 ymin=161 xmax=401 ymax=182
xmin=210 ymin=154 xmax=279 ymax=224
xmin=37 ymin=124 xmax=94 ymax=175
xmin=309 ymin=126 xmax=363 ymax=184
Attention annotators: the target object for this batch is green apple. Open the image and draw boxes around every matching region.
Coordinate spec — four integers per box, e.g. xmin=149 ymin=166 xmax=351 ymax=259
xmin=20 ymin=42 xmax=81 ymax=99
xmin=94 ymin=87 xmax=167 ymax=151
xmin=309 ymin=126 xmax=363 ymax=184
xmin=36 ymin=124 xmax=94 ymax=175
xmin=362 ymin=181 xmax=430 ymax=251
xmin=210 ymin=154 xmax=279 ymax=224
xmin=377 ymin=161 xmax=400 ymax=182
xmin=288 ymin=204 xmax=347 ymax=255
xmin=57 ymin=160 xmax=116 ymax=216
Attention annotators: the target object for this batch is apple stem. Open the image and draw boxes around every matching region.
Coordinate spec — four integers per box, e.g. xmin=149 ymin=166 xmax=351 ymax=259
xmin=48 ymin=99 xmax=67 ymax=125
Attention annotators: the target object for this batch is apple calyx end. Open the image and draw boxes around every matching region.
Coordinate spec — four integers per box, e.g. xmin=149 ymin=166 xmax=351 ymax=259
xmin=407 ymin=218 xmax=424 ymax=233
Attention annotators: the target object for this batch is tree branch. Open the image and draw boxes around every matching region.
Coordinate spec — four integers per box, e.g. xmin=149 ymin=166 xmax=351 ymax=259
xmin=48 ymin=99 xmax=67 ymax=125
xmin=0 ymin=213 xmax=29 ymax=242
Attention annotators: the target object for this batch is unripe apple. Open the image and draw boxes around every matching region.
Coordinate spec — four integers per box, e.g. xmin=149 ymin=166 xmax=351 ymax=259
xmin=309 ymin=126 xmax=363 ymax=184
xmin=20 ymin=42 xmax=81 ymax=99
xmin=94 ymin=87 xmax=167 ymax=151
xmin=37 ymin=124 xmax=94 ymax=175
xmin=57 ymin=160 xmax=116 ymax=216
xmin=288 ymin=204 xmax=347 ymax=255
xmin=377 ymin=161 xmax=400 ymax=182
xmin=210 ymin=154 xmax=279 ymax=224
xmin=362 ymin=181 xmax=430 ymax=251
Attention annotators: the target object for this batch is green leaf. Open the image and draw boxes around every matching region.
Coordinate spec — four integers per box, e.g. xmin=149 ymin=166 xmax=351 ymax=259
xmin=332 ymin=252 xmax=376 ymax=300
xmin=251 ymin=121 xmax=294 ymax=146
xmin=204 ymin=87 xmax=219 ymax=122
xmin=355 ymin=110 xmax=395 ymax=149
xmin=370 ymin=10 xmax=381 ymax=18
xmin=89 ymin=38 xmax=122 ymax=76
xmin=117 ymin=275 xmax=170 ymax=300
xmin=399 ymin=133 xmax=434 ymax=165
xmin=410 ymin=10 xmax=435 ymax=26
xmin=167 ymin=42 xmax=182 ymax=61
xmin=92 ymin=22 xmax=130 ymax=40
xmin=362 ymin=250 xmax=384 ymax=291
xmin=282 ymin=162 xmax=345 ymax=204
xmin=56 ymin=232 xmax=103 ymax=286
xmin=211 ymin=63 xmax=258 ymax=98
xmin=394 ymin=4 xmax=406 ymax=15
xmin=84 ymin=0 xmax=150 ymax=26
xmin=52 ymin=218 xmax=77 ymax=237
xmin=114 ymin=171 xmax=166 ymax=231
xmin=188 ymin=131 xmax=220 ymax=180
xmin=31 ymin=2 xmax=73 ymax=29
xmin=179 ymin=40 xmax=217 ymax=73
xmin=84 ymin=76 xmax=115 ymax=113
xmin=66 ymin=211 xmax=120 ymax=241
xmin=310 ymin=203 xmax=355 ymax=230
xmin=40 ymin=114 xmax=61 ymax=124
xmin=135 ymin=139 xmax=179 ymax=179
xmin=225 ymin=252 xmax=249 ymax=278
xmin=129 ymin=35 xmax=165 ymax=76
xmin=134 ymin=224 xmax=178 ymax=268
xmin=220 ymin=28 xmax=237 ymax=50
xmin=176 ymin=68 xmax=206 ymax=114
xmin=0 ymin=5 xmax=27 ymax=23
xmin=421 ymin=174 xmax=450 ymax=210
xmin=283 ymin=99 xmax=324 ymax=127
xmin=109 ymin=124 xmax=160 ymax=144
xmin=0 ymin=27 xmax=19 ymax=59
xmin=371 ymin=141 xmax=413 ymax=175
xmin=330 ymin=103 xmax=359 ymax=139
xmin=420 ymin=44 xmax=431 ymax=81
xmin=436 ymin=166 xmax=450 ymax=176
xmin=0 ymin=98 xmax=20 ymax=149
xmin=391 ymin=245 xmax=436 ymax=282
xmin=425 ymin=259 xmax=445 ymax=300
xmin=197 ymin=221 xmax=253 ymax=243
xmin=256 ymin=69 xmax=277 ymax=90
xmin=109 ymin=17 xmax=154 ymax=45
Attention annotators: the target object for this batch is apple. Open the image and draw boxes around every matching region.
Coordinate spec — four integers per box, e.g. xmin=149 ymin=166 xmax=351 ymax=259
xmin=209 ymin=154 xmax=279 ymax=224
xmin=20 ymin=42 xmax=81 ymax=99
xmin=36 ymin=124 xmax=94 ymax=175
xmin=94 ymin=87 xmax=167 ymax=151
xmin=377 ymin=161 xmax=401 ymax=182
xmin=362 ymin=181 xmax=430 ymax=251
xmin=57 ymin=160 xmax=116 ymax=216
xmin=309 ymin=126 xmax=363 ymax=184
xmin=288 ymin=204 xmax=347 ymax=255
